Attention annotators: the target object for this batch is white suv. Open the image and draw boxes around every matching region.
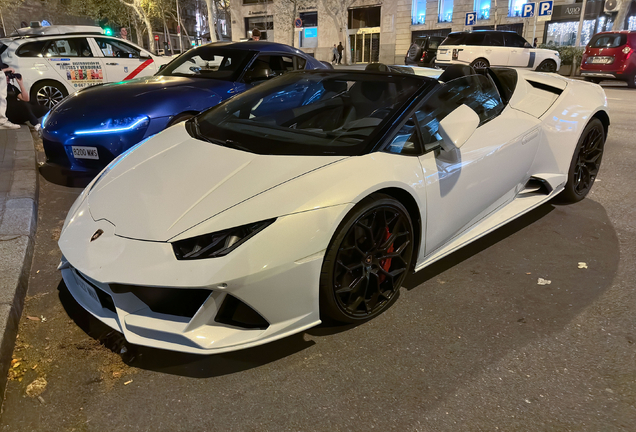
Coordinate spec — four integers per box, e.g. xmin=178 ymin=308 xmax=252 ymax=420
xmin=0 ymin=24 xmax=171 ymax=107
xmin=436 ymin=31 xmax=560 ymax=72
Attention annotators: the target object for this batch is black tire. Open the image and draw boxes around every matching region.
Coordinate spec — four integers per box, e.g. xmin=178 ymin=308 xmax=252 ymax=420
xmin=167 ymin=112 xmax=195 ymax=127
xmin=470 ymin=58 xmax=490 ymax=69
xmin=31 ymin=80 xmax=68 ymax=109
xmin=537 ymin=60 xmax=557 ymax=72
xmin=559 ymin=118 xmax=605 ymax=203
xmin=319 ymin=194 xmax=415 ymax=324
xmin=627 ymin=72 xmax=636 ymax=88
xmin=585 ymin=77 xmax=602 ymax=84
xmin=407 ymin=43 xmax=423 ymax=63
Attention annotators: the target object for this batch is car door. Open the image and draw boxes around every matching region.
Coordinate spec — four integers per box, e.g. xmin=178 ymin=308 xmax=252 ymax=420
xmin=504 ymin=32 xmax=532 ymax=67
xmin=483 ymin=32 xmax=509 ymax=66
xmin=43 ymin=37 xmax=104 ymax=92
xmin=412 ymin=74 xmax=541 ymax=257
xmin=91 ymin=37 xmax=157 ymax=82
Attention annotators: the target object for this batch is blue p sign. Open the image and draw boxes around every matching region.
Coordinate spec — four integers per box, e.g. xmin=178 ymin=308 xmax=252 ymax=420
xmin=465 ymin=12 xmax=476 ymax=26
xmin=539 ymin=0 xmax=553 ymax=16
xmin=522 ymin=3 xmax=535 ymax=17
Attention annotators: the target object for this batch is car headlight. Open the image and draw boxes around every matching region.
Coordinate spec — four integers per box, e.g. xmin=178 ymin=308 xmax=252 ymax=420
xmin=74 ymin=115 xmax=149 ymax=135
xmin=172 ymin=219 xmax=276 ymax=260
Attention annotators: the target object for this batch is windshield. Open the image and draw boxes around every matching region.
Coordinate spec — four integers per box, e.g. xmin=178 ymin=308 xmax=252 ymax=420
xmin=158 ymin=46 xmax=253 ymax=81
xmin=191 ymin=71 xmax=430 ymax=156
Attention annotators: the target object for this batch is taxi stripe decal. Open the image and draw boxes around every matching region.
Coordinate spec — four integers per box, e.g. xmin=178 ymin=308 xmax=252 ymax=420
xmin=124 ymin=59 xmax=154 ymax=80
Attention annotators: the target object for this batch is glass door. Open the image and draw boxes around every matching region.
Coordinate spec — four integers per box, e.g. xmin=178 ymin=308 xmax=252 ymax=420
xmin=349 ymin=32 xmax=381 ymax=63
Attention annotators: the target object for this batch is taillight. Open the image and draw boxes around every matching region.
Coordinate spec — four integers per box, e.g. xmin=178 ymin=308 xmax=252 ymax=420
xmin=421 ymin=53 xmax=426 ymax=61
xmin=622 ymin=46 xmax=631 ymax=54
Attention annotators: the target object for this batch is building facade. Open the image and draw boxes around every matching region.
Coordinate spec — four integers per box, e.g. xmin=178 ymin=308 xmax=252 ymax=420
xmin=230 ymin=0 xmax=636 ymax=64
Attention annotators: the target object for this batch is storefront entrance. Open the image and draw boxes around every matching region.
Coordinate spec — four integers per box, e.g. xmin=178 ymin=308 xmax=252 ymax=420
xmin=348 ymin=30 xmax=380 ymax=63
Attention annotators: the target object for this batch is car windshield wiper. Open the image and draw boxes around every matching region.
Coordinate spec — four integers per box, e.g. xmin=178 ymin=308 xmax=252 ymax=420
xmin=223 ymin=139 xmax=251 ymax=152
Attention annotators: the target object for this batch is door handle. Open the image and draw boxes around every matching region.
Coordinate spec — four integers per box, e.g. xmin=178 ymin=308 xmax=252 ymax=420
xmin=106 ymin=62 xmax=119 ymax=66
xmin=522 ymin=129 xmax=540 ymax=144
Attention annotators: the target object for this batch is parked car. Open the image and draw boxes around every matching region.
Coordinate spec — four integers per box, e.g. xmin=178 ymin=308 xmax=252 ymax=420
xmin=57 ymin=65 xmax=609 ymax=354
xmin=0 ymin=24 xmax=171 ymax=108
xmin=436 ymin=31 xmax=561 ymax=72
xmin=404 ymin=35 xmax=446 ymax=67
xmin=41 ymin=41 xmax=326 ymax=174
xmin=580 ymin=31 xmax=636 ymax=88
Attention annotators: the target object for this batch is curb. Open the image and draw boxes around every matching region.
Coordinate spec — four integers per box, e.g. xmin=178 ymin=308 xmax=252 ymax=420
xmin=0 ymin=126 xmax=38 ymax=399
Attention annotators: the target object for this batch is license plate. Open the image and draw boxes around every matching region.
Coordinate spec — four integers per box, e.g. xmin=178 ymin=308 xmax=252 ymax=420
xmin=589 ymin=56 xmax=613 ymax=64
xmin=74 ymin=272 xmax=101 ymax=305
xmin=72 ymin=146 xmax=99 ymax=160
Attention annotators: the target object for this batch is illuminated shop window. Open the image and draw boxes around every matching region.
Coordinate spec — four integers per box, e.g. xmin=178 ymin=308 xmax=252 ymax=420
xmin=298 ymin=11 xmax=318 ymax=48
xmin=508 ymin=0 xmax=527 ymax=17
xmin=438 ymin=0 xmax=453 ymax=23
xmin=629 ymin=16 xmax=636 ymax=30
xmin=412 ymin=0 xmax=426 ymax=25
xmin=545 ymin=20 xmax=595 ymax=46
xmin=475 ymin=0 xmax=490 ymax=20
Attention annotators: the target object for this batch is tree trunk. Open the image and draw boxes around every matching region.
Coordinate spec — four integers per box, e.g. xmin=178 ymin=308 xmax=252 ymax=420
xmin=613 ymin=1 xmax=631 ymax=31
xmin=120 ymin=0 xmax=155 ymax=52
xmin=204 ymin=0 xmax=217 ymax=42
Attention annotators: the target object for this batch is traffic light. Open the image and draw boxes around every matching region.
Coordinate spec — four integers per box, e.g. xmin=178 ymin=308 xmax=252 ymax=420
xmin=104 ymin=27 xmax=113 ymax=36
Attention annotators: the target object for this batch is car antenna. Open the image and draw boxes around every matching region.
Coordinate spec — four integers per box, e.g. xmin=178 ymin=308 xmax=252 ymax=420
xmin=12 ymin=25 xmax=24 ymax=39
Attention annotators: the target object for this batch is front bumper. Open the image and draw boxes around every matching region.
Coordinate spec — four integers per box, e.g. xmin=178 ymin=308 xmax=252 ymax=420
xmin=58 ymin=196 xmax=352 ymax=354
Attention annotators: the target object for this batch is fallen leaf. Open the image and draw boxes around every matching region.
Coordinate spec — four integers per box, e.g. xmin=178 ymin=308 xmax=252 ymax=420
xmin=112 ymin=371 xmax=122 ymax=378
xmin=31 ymin=364 xmax=38 ymax=370
xmin=578 ymin=262 xmax=588 ymax=269
xmin=537 ymin=278 xmax=552 ymax=286
xmin=26 ymin=316 xmax=40 ymax=322
xmin=11 ymin=358 xmax=21 ymax=365
xmin=12 ymin=362 xmax=20 ymax=369
xmin=526 ymin=272 xmax=531 ymax=275
xmin=26 ymin=377 xmax=47 ymax=397
xmin=124 ymin=380 xmax=133 ymax=385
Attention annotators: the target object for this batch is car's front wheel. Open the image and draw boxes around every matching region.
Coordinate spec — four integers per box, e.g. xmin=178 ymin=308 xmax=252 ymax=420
xmin=319 ymin=195 xmax=414 ymax=323
xmin=31 ymin=80 xmax=68 ymax=108
xmin=559 ymin=118 xmax=605 ymax=203
xmin=627 ymin=72 xmax=636 ymax=89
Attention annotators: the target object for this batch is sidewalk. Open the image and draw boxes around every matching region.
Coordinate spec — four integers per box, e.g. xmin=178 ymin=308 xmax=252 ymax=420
xmin=0 ymin=126 xmax=37 ymax=398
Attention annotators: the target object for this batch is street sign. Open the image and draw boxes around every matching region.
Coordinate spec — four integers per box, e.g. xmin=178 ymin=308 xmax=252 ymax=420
xmin=537 ymin=0 xmax=553 ymax=21
xmin=154 ymin=34 xmax=159 ymax=41
xmin=465 ymin=12 xmax=477 ymax=26
xmin=522 ymin=3 xmax=536 ymax=17
xmin=295 ymin=18 xmax=302 ymax=28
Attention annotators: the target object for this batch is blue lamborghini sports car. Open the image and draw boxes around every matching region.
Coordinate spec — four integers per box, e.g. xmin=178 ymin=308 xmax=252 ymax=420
xmin=41 ymin=41 xmax=326 ymax=173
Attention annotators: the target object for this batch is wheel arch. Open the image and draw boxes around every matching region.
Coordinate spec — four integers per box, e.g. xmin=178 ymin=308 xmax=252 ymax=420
xmin=167 ymin=111 xmax=199 ymax=127
xmin=369 ymin=186 xmax=423 ymax=271
xmin=591 ymin=109 xmax=610 ymax=139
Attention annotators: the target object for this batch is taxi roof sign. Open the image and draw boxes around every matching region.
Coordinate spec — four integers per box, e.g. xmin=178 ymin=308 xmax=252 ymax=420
xmin=10 ymin=25 xmax=104 ymax=37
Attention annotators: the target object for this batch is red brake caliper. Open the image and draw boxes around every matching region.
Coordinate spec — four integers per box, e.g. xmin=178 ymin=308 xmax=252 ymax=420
xmin=378 ymin=227 xmax=394 ymax=283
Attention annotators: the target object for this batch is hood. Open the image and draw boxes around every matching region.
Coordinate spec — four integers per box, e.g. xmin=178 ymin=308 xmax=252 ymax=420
xmin=87 ymin=124 xmax=344 ymax=241
xmin=45 ymin=76 xmax=236 ymax=133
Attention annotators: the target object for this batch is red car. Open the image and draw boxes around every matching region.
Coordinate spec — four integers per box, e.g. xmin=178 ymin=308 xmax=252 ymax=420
xmin=581 ymin=31 xmax=636 ymax=88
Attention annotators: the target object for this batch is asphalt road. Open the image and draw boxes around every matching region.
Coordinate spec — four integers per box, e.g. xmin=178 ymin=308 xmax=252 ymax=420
xmin=1 ymin=83 xmax=635 ymax=431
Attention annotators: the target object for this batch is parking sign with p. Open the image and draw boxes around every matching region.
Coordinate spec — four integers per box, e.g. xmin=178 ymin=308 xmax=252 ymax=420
xmin=538 ymin=0 xmax=553 ymax=21
xmin=522 ymin=3 xmax=536 ymax=17
xmin=465 ymin=12 xmax=477 ymax=26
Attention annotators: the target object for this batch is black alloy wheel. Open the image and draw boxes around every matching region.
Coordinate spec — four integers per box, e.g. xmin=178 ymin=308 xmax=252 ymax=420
xmin=320 ymin=195 xmax=414 ymax=323
xmin=560 ymin=118 xmax=605 ymax=203
xmin=537 ymin=60 xmax=557 ymax=72
xmin=628 ymin=72 xmax=636 ymax=89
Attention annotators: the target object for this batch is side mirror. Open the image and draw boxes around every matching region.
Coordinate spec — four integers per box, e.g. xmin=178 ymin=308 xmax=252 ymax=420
xmin=524 ymin=42 xmax=532 ymax=48
xmin=438 ymin=104 xmax=479 ymax=152
xmin=158 ymin=64 xmax=167 ymax=71
xmin=140 ymin=52 xmax=151 ymax=59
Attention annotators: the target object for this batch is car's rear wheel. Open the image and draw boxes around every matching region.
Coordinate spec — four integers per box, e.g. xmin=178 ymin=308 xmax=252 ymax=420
xmin=537 ymin=60 xmax=557 ymax=72
xmin=627 ymin=72 xmax=636 ymax=88
xmin=470 ymin=58 xmax=490 ymax=69
xmin=559 ymin=118 xmax=605 ymax=203
xmin=319 ymin=195 xmax=414 ymax=323
xmin=407 ymin=43 xmax=423 ymax=64
xmin=31 ymin=80 xmax=68 ymax=108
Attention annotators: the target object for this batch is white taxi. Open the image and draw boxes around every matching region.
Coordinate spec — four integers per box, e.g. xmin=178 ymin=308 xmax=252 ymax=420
xmin=0 ymin=24 xmax=171 ymax=107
